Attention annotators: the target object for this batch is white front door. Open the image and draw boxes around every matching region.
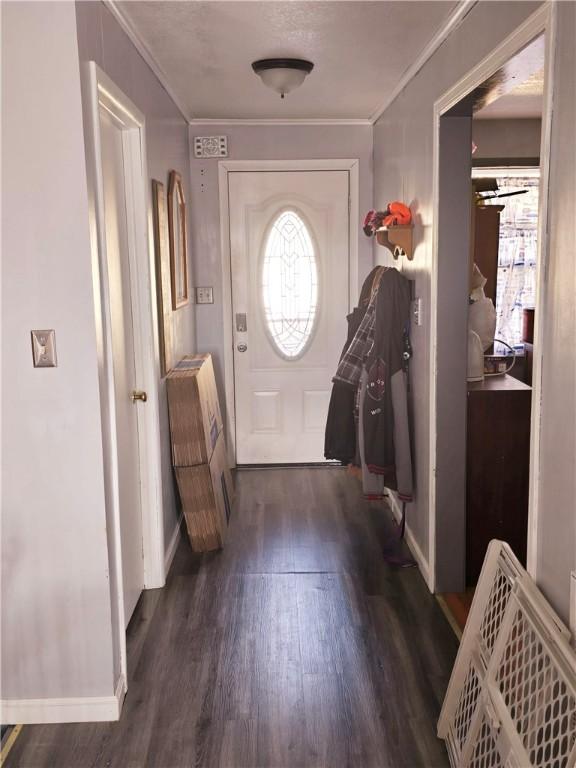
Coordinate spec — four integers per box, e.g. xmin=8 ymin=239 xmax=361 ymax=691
xmin=100 ymin=107 xmax=144 ymax=626
xmin=229 ymin=170 xmax=350 ymax=464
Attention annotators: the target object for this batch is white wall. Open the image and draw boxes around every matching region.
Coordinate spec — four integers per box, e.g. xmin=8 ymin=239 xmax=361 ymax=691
xmin=1 ymin=1 xmax=115 ymax=701
xmin=75 ymin=1 xmax=195 ymax=549
xmin=188 ymin=123 xmax=373 ymax=418
xmin=374 ymin=0 xmax=575 ymax=622
xmin=535 ymin=1 xmax=576 ymax=622
xmin=472 ymin=118 xmax=541 ymax=160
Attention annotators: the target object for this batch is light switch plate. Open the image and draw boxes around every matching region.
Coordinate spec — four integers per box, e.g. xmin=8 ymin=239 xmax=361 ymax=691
xmin=570 ymin=571 xmax=576 ymax=646
xmin=195 ymin=286 xmax=214 ymax=304
xmin=412 ymin=297 xmax=422 ymax=326
xmin=31 ymin=329 xmax=57 ymax=367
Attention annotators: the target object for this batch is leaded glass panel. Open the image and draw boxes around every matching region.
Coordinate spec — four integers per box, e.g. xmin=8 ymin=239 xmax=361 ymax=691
xmin=261 ymin=210 xmax=318 ymax=359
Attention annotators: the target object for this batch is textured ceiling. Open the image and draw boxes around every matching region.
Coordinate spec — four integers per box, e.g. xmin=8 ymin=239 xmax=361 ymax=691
xmin=475 ymin=69 xmax=544 ymax=119
xmin=117 ymin=1 xmax=461 ymax=121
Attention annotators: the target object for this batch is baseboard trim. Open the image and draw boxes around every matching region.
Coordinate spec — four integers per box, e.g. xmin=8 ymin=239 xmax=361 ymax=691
xmin=164 ymin=512 xmax=184 ymax=576
xmin=0 ymin=675 xmax=126 ymax=725
xmin=385 ymin=489 xmax=431 ymax=589
xmin=435 ymin=595 xmax=464 ymax=641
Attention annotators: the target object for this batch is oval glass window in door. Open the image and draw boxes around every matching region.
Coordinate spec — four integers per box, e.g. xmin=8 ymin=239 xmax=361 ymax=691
xmin=262 ymin=210 xmax=319 ymax=359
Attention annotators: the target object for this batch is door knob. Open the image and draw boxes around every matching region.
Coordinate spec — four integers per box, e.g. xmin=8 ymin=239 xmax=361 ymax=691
xmin=237 ymin=343 xmax=248 ymax=353
xmin=131 ymin=390 xmax=147 ymax=403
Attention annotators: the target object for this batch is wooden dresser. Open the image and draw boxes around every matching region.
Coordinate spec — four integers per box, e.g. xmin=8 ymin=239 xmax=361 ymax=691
xmin=466 ymin=375 xmax=532 ymax=585
xmin=472 ymin=203 xmax=504 ymax=304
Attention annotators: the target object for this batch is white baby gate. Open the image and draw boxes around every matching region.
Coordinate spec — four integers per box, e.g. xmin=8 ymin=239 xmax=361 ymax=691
xmin=438 ymin=540 xmax=576 ymax=768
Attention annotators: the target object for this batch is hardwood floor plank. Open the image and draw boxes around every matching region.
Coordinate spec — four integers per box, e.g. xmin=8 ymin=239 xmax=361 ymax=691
xmin=302 ymin=672 xmax=354 ymax=768
xmin=6 ymin=468 xmax=458 ymax=768
xmin=218 ymin=718 xmax=257 ymax=768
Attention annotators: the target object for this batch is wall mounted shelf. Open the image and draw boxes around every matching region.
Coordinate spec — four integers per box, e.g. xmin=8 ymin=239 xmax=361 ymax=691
xmin=376 ymin=225 xmax=414 ymax=260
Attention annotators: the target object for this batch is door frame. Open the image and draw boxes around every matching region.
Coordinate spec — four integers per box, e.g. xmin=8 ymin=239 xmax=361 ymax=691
xmin=218 ymin=159 xmax=359 ymax=465
xmin=82 ymin=62 xmax=166 ymax=684
xmin=429 ymin=4 xmax=556 ymax=592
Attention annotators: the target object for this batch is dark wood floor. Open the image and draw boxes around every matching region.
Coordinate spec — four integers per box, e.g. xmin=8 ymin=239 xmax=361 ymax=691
xmin=6 ymin=468 xmax=458 ymax=768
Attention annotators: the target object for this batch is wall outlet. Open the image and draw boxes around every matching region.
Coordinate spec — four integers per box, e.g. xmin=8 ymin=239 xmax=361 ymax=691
xmin=195 ymin=286 xmax=214 ymax=305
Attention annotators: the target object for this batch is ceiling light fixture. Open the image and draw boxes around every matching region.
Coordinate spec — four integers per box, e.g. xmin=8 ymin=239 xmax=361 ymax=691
xmin=251 ymin=58 xmax=314 ymax=99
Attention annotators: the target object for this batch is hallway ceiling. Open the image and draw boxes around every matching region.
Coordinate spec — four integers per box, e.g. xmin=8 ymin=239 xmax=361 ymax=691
xmin=114 ymin=1 xmax=462 ymax=122
xmin=475 ymin=69 xmax=544 ymax=119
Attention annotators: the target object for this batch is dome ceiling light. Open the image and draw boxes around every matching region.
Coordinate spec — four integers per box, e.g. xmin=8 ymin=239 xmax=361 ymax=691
xmin=251 ymin=58 xmax=314 ymax=99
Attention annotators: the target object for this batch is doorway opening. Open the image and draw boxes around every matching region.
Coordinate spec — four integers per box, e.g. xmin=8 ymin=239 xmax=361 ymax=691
xmin=431 ymin=5 xmax=554 ymax=627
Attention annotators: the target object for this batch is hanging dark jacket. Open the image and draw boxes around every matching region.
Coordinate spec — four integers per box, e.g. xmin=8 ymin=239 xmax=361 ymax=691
xmin=332 ymin=268 xmax=413 ymax=499
xmin=324 ymin=267 xmax=381 ymax=463
xmin=362 ymin=268 xmax=413 ymax=500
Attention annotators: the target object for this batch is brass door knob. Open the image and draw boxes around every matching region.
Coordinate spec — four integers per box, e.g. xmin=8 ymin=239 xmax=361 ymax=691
xmin=131 ymin=390 xmax=147 ymax=403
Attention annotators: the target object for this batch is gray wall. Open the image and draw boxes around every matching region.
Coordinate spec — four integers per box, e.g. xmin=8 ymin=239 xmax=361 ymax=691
xmin=472 ymin=118 xmax=542 ymax=160
xmin=1 ymin=0 xmax=115 ymax=699
xmin=188 ymin=123 xmax=373 ymax=419
xmin=374 ymin=1 xmax=576 ymax=622
xmin=433 ymin=115 xmax=473 ymax=593
xmin=76 ymin=1 xmax=196 ymax=548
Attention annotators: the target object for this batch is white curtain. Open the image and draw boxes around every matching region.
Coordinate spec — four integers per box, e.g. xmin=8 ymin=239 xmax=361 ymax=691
xmin=486 ymin=175 xmax=539 ymax=349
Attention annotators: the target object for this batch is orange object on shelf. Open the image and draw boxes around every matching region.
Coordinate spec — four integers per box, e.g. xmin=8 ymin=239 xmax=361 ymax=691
xmin=382 ymin=201 xmax=412 ymax=227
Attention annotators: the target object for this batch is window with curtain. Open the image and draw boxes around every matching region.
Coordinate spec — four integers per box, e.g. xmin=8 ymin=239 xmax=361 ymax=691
xmin=474 ymin=169 xmax=540 ymax=350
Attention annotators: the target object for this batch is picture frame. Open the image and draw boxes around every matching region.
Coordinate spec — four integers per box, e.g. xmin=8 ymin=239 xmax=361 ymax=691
xmin=167 ymin=170 xmax=189 ymax=309
xmin=152 ymin=180 xmax=175 ymax=376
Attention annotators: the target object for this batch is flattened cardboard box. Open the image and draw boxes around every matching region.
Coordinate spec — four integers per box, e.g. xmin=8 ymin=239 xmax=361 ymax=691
xmin=167 ymin=354 xmax=223 ymax=467
xmin=175 ymin=432 xmax=234 ymax=552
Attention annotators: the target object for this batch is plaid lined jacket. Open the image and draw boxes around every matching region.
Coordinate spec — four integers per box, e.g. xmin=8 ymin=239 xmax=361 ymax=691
xmin=332 ymin=268 xmax=385 ymax=389
xmin=333 ymin=267 xmax=414 ymax=501
xmin=324 ymin=267 xmax=382 ymax=463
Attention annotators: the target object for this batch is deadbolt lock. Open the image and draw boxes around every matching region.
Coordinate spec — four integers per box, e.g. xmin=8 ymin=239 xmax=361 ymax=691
xmin=237 ymin=343 xmax=248 ymax=353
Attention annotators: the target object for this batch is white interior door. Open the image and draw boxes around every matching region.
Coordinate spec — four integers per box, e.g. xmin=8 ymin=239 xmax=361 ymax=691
xmin=100 ymin=107 xmax=144 ymax=626
xmin=229 ymin=170 xmax=350 ymax=464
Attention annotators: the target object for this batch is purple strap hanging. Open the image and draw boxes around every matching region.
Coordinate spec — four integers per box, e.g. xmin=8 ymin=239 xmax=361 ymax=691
xmin=382 ymin=501 xmax=416 ymax=568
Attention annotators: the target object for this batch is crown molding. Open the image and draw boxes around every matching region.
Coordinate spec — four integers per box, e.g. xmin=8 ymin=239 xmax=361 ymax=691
xmin=369 ymin=0 xmax=478 ymax=124
xmin=104 ymin=0 xmax=478 ymax=128
xmin=189 ymin=118 xmax=373 ymax=127
xmin=103 ymin=0 xmax=191 ymax=122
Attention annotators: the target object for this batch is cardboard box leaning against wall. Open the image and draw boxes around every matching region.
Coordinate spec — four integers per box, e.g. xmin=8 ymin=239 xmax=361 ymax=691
xmin=175 ymin=431 xmax=234 ymax=552
xmin=167 ymin=353 xmax=234 ymax=552
xmin=166 ymin=353 xmax=223 ymax=467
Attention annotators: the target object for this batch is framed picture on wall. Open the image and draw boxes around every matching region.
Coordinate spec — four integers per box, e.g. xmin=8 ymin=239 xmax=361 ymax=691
xmin=167 ymin=170 xmax=189 ymax=309
xmin=152 ymin=180 xmax=175 ymax=376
